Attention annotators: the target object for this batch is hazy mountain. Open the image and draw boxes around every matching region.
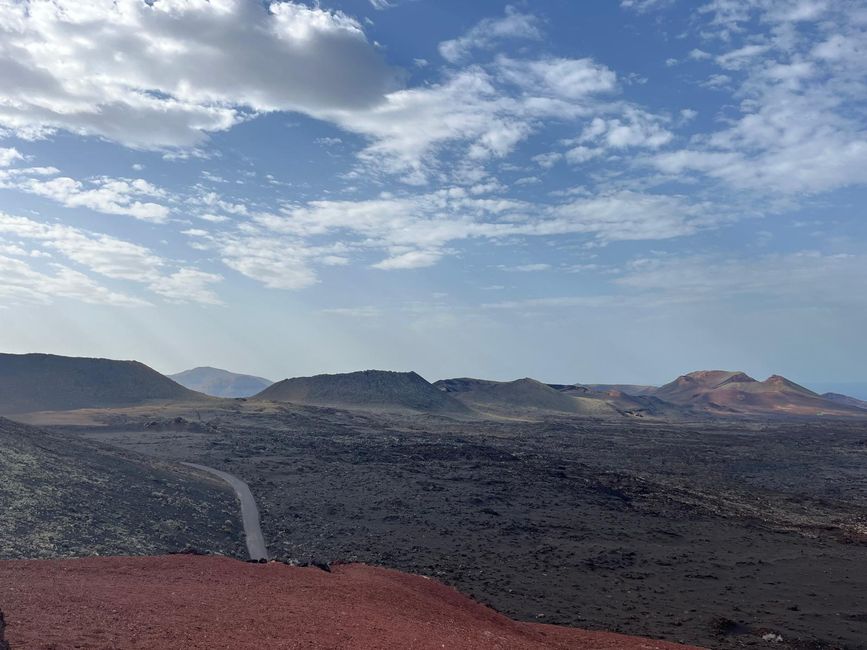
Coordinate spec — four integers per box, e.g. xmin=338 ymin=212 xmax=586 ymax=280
xmin=806 ymin=382 xmax=867 ymax=401
xmin=821 ymin=392 xmax=867 ymax=411
xmin=255 ymin=370 xmax=471 ymax=415
xmin=169 ymin=367 xmax=273 ymax=398
xmin=581 ymin=384 xmax=658 ymax=396
xmin=653 ymin=370 xmax=758 ymax=404
xmin=653 ymin=370 xmax=865 ymax=417
xmin=0 ymin=353 xmax=202 ymax=414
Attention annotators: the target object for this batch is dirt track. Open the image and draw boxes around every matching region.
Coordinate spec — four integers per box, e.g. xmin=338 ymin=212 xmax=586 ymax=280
xmin=181 ymin=462 xmax=268 ymax=561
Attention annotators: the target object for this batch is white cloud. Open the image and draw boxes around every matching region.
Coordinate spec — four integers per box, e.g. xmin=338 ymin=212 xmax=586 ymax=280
xmin=321 ymin=305 xmax=382 ymax=317
xmin=699 ymin=0 xmax=830 ymax=33
xmin=483 ymin=295 xmax=619 ymax=310
xmin=438 ymin=6 xmax=542 ymax=63
xmin=0 ymin=0 xmax=396 ymax=148
xmin=483 ymin=249 xmax=867 ymax=313
xmin=0 ymin=2 xmax=661 ymax=189
xmin=615 ymin=251 xmax=867 ymax=308
xmin=0 ymin=147 xmax=23 ymax=166
xmin=0 ymin=212 xmax=221 ymax=304
xmin=326 ymin=56 xmax=620 ymax=182
xmin=496 ymin=56 xmax=617 ymax=100
xmin=212 ymin=234 xmax=320 ymax=290
xmin=213 ymin=187 xmax=708 ymax=285
xmin=372 ymin=249 xmax=443 ymax=269
xmin=576 ymin=110 xmax=672 ymax=150
xmin=564 ymin=145 xmax=603 ymax=164
xmin=700 ymin=73 xmax=732 ymax=89
xmin=542 ymin=191 xmax=706 ymax=242
xmin=504 ymin=263 xmax=552 ymax=272
xmin=532 ymin=152 xmax=563 ymax=168
xmin=0 ymin=254 xmax=146 ymax=307
xmin=716 ymin=44 xmax=771 ymax=70
xmin=17 ymin=176 xmax=170 ymax=222
xmin=649 ymin=2 xmax=867 ymax=196
xmin=620 ymin=0 xmax=674 ymax=13
xmin=148 ymin=268 xmax=222 ymax=305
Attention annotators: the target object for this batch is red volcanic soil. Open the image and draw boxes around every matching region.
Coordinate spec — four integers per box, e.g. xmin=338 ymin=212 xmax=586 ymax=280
xmin=0 ymin=555 xmax=701 ymax=649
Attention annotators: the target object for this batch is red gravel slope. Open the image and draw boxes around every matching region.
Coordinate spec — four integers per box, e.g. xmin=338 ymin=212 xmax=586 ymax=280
xmin=0 ymin=555 xmax=701 ymax=649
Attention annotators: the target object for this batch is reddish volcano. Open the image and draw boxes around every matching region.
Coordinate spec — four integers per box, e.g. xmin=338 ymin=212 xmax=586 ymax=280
xmin=0 ymin=555 xmax=700 ymax=649
xmin=653 ymin=370 xmax=865 ymax=417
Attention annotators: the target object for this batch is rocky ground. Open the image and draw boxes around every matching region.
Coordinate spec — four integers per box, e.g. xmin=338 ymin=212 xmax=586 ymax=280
xmin=62 ymin=403 xmax=867 ymax=650
xmin=0 ymin=418 xmax=244 ymax=559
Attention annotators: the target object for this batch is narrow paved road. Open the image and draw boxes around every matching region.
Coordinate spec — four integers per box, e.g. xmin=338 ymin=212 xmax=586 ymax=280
xmin=181 ymin=462 xmax=268 ymax=561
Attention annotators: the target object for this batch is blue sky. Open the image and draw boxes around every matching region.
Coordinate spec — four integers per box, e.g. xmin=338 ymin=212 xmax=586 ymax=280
xmin=0 ymin=0 xmax=865 ymax=387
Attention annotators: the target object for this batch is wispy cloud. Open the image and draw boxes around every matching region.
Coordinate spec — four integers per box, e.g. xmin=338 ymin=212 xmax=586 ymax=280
xmin=0 ymin=212 xmax=222 ymax=305
xmin=438 ymin=6 xmax=542 ymax=63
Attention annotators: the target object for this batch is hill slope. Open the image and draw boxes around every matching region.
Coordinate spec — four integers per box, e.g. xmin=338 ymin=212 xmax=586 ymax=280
xmin=582 ymin=384 xmax=658 ymax=396
xmin=436 ymin=377 xmax=618 ymax=417
xmin=654 ymin=370 xmax=866 ymax=417
xmin=255 ymin=370 xmax=471 ymax=415
xmin=821 ymin=392 xmax=867 ymax=411
xmin=551 ymin=384 xmax=688 ymax=419
xmin=0 ymin=353 xmax=202 ymax=414
xmin=0 ymin=418 xmax=242 ymax=559
xmin=806 ymin=381 xmax=867 ymax=401
xmin=169 ymin=366 xmax=273 ymax=398
xmin=0 ymin=555 xmax=699 ymax=650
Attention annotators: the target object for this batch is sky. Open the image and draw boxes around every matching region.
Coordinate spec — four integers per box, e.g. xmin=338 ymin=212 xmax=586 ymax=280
xmin=0 ymin=0 xmax=865 ymax=387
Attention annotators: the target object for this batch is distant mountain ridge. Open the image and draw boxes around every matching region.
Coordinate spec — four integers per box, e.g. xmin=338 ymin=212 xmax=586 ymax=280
xmin=807 ymin=381 xmax=867 ymax=401
xmin=821 ymin=392 xmax=867 ymax=411
xmin=650 ymin=370 xmax=865 ymax=417
xmin=0 ymin=353 xmax=863 ymax=420
xmin=255 ymin=370 xmax=471 ymax=415
xmin=581 ymin=384 xmax=658 ymax=396
xmin=170 ymin=367 xmax=273 ymax=398
xmin=435 ymin=377 xmax=618 ymax=417
xmin=0 ymin=353 xmax=202 ymax=414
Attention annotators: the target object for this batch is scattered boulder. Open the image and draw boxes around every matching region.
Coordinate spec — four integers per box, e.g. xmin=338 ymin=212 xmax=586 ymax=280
xmin=143 ymin=417 xmax=215 ymax=433
xmin=170 ymin=547 xmax=209 ymax=556
xmin=709 ymin=616 xmax=745 ymax=636
xmin=0 ymin=608 xmax=10 ymax=650
xmin=294 ymin=559 xmax=331 ymax=572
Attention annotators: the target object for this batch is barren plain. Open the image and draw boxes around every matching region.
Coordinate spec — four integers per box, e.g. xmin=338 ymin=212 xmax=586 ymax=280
xmin=40 ymin=400 xmax=867 ymax=650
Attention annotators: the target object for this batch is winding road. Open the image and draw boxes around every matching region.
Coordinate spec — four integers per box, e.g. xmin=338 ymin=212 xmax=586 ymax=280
xmin=181 ymin=462 xmax=268 ymax=561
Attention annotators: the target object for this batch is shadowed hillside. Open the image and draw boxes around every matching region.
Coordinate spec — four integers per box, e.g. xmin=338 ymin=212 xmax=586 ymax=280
xmin=822 ymin=392 xmax=867 ymax=411
xmin=0 ymin=417 xmax=242 ymax=559
xmin=255 ymin=370 xmax=471 ymax=415
xmin=582 ymin=384 xmax=658 ymax=395
xmin=435 ymin=377 xmax=619 ymax=417
xmin=0 ymin=353 xmax=203 ymax=414
xmin=170 ymin=366 xmax=273 ymax=398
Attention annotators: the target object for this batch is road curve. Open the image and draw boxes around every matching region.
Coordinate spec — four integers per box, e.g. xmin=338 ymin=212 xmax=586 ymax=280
xmin=181 ymin=462 xmax=268 ymax=561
